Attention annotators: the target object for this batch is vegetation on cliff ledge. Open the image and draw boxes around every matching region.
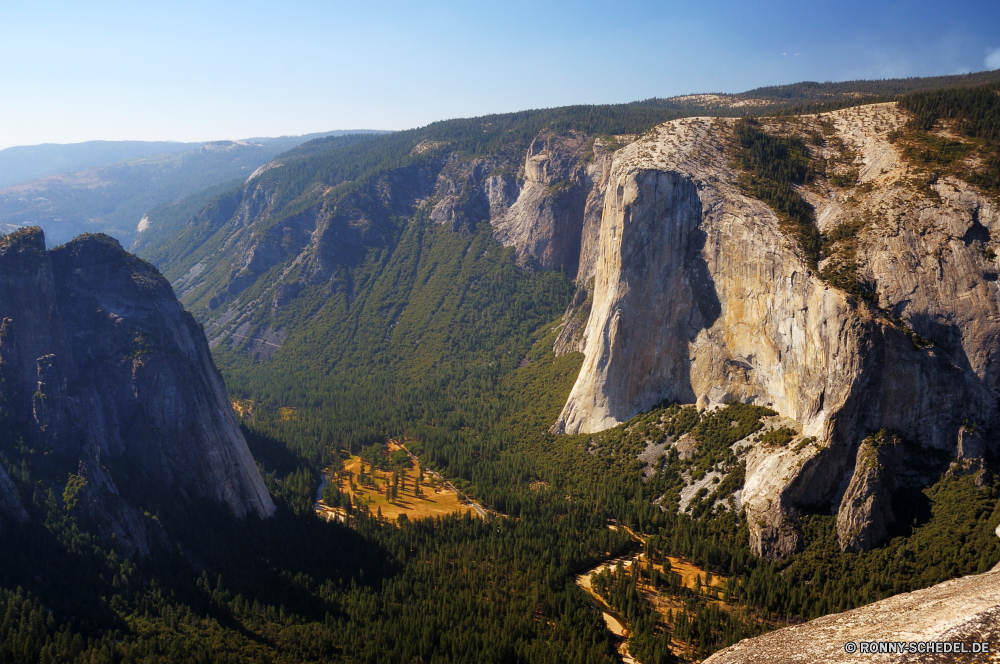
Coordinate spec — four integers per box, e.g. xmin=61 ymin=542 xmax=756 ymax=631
xmin=731 ymin=118 xmax=821 ymax=267
xmin=895 ymin=81 xmax=1000 ymax=198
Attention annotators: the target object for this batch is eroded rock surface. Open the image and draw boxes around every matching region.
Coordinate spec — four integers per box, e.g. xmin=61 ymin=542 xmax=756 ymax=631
xmin=185 ymin=130 xmax=628 ymax=350
xmin=555 ymin=106 xmax=1000 ymax=557
xmin=836 ymin=431 xmax=903 ymax=553
xmin=704 ymin=566 xmax=1000 ymax=663
xmin=491 ymin=132 xmax=591 ymax=274
xmin=0 ymin=227 xmax=274 ymax=554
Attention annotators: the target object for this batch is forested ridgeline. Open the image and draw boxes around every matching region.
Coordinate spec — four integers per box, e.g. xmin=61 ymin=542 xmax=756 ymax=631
xmin=894 ymin=81 xmax=1000 ymax=195
xmin=745 ymin=68 xmax=1000 ymax=103
xmin=136 ymin=70 xmax=1000 ymax=299
xmin=0 ymin=135 xmax=353 ymax=248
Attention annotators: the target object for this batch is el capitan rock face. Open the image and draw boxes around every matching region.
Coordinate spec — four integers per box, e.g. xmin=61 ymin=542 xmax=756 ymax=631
xmin=554 ymin=106 xmax=1000 ymax=558
xmin=0 ymin=227 xmax=273 ymax=554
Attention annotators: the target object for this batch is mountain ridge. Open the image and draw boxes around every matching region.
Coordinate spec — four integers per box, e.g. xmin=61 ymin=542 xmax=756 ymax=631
xmin=0 ymin=70 xmax=986 ymax=661
xmin=125 ymin=74 xmax=1000 ymax=569
xmin=0 ymin=131 xmax=387 ymax=188
xmin=0 ymin=131 xmax=390 ymax=247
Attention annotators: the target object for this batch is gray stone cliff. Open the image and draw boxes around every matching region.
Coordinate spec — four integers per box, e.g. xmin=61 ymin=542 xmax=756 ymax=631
xmin=704 ymin=564 xmax=1000 ymax=663
xmin=0 ymin=227 xmax=274 ymax=553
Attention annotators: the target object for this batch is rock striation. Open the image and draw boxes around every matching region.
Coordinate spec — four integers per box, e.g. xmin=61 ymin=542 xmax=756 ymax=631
xmin=0 ymin=464 xmax=27 ymax=529
xmin=704 ymin=565 xmax=1000 ymax=663
xmin=0 ymin=227 xmax=274 ymax=554
xmin=554 ymin=106 xmax=1000 ymax=557
xmin=490 ymin=132 xmax=613 ymax=277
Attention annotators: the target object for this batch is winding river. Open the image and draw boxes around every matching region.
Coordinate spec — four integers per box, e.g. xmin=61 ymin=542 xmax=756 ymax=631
xmin=576 ymin=537 xmax=645 ymax=664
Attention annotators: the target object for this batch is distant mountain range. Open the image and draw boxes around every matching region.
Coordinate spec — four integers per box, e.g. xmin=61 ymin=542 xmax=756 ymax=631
xmin=0 ymin=131 xmax=388 ymax=246
xmin=0 ymin=140 xmax=200 ymax=189
xmin=0 ymin=131 xmax=384 ymax=188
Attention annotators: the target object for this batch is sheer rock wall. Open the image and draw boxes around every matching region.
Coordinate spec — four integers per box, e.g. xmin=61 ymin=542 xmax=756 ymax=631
xmin=554 ymin=107 xmax=1000 ymax=557
xmin=0 ymin=227 xmax=274 ymax=554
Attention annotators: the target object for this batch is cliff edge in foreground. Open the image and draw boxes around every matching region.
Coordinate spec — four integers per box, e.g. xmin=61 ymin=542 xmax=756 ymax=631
xmin=705 ymin=564 xmax=1000 ymax=663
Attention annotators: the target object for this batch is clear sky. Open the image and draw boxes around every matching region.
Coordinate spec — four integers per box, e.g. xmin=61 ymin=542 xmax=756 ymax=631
xmin=1 ymin=0 xmax=998 ymax=149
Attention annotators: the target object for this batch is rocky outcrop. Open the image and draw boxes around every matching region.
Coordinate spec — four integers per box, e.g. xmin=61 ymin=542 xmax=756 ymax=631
xmin=190 ymin=130 xmax=624 ymax=351
xmin=836 ymin=431 xmax=903 ymax=553
xmin=956 ymin=425 xmax=985 ymax=460
xmin=704 ymin=565 xmax=1000 ymax=663
xmin=0 ymin=227 xmax=274 ymax=554
xmin=554 ymin=106 xmax=1000 ymax=557
xmin=491 ymin=132 xmax=608 ymax=277
xmin=835 ymin=429 xmax=954 ymax=553
xmin=0 ymin=464 xmax=27 ymax=528
xmin=948 ymin=425 xmax=991 ymax=484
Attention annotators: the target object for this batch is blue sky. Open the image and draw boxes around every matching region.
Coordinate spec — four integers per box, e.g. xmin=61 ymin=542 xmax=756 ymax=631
xmin=1 ymin=0 xmax=998 ymax=149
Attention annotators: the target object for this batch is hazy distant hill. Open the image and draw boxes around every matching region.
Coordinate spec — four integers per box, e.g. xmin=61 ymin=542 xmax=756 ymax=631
xmin=0 ymin=140 xmax=199 ymax=189
xmin=0 ymin=131 xmax=388 ymax=246
xmin=0 ymin=131 xmax=386 ymax=189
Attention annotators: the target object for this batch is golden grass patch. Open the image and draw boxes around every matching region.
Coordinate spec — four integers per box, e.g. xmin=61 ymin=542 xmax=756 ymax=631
xmin=327 ymin=445 xmax=478 ymax=522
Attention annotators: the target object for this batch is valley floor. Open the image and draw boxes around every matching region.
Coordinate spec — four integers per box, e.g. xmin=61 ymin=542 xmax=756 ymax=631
xmin=577 ymin=526 xmax=795 ymax=663
xmin=318 ymin=442 xmax=483 ymax=522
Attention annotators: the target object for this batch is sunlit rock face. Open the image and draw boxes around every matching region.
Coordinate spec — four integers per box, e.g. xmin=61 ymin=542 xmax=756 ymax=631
xmin=704 ymin=564 xmax=1000 ymax=663
xmin=553 ymin=106 xmax=1000 ymax=558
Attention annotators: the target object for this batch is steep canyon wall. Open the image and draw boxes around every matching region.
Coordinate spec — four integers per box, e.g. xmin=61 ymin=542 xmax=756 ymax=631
xmin=0 ymin=228 xmax=274 ymax=553
xmin=552 ymin=107 xmax=1000 ymax=557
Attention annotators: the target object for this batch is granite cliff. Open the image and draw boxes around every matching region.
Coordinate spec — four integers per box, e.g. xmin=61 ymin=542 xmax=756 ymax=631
xmin=704 ymin=563 xmax=1000 ymax=663
xmin=554 ymin=104 xmax=999 ymax=558
xmin=0 ymin=227 xmax=274 ymax=554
